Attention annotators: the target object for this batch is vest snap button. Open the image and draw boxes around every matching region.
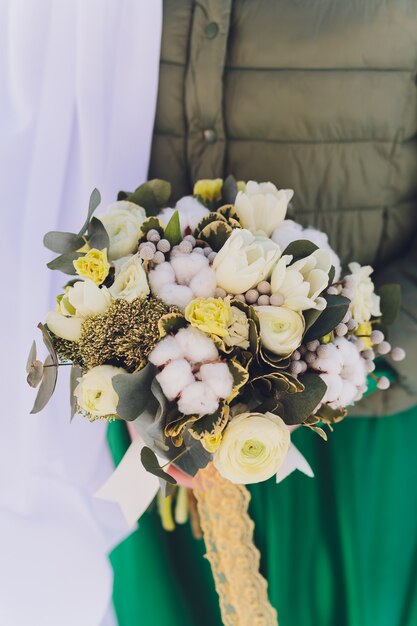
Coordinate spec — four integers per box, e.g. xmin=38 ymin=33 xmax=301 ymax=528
xmin=204 ymin=22 xmax=219 ymax=39
xmin=203 ymin=129 xmax=217 ymax=143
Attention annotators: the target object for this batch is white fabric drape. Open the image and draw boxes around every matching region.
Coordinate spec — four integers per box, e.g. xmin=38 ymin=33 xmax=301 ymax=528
xmin=0 ymin=1 xmax=162 ymax=624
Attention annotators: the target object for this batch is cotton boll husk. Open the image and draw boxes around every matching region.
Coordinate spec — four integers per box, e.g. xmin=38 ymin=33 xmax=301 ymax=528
xmin=189 ymin=266 xmax=217 ymax=298
xmin=149 ymin=262 xmax=176 ymax=293
xmin=156 ymin=359 xmax=195 ymax=401
xmin=148 ymin=335 xmax=184 ymax=367
xmin=199 ymin=362 xmax=234 ymax=399
xmin=159 ymin=284 xmax=194 ymax=309
xmin=175 ymin=327 xmax=218 ymax=363
xmin=178 ymin=381 xmax=219 ymax=416
xmin=170 ymin=251 xmax=209 ymax=285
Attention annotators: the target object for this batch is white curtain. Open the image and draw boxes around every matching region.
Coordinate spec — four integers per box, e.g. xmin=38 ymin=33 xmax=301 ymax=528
xmin=0 ymin=1 xmax=162 ymax=624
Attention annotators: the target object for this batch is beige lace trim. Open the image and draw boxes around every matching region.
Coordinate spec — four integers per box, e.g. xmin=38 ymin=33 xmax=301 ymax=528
xmin=194 ymin=464 xmax=278 ymax=626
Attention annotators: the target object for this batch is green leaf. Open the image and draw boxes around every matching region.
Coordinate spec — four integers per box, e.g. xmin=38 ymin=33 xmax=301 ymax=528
xmin=47 ymin=251 xmax=83 ymax=275
xmin=282 ymin=240 xmax=319 ymax=263
xmin=377 ymin=283 xmax=401 ymax=326
xmin=328 ymin=265 xmax=336 ymax=286
xmin=279 ymin=372 xmax=327 ymax=425
xmin=222 ymin=175 xmax=238 ymax=205
xmin=164 ymin=210 xmax=182 ymax=246
xmin=26 ymin=341 xmax=37 ymax=373
xmin=43 ymin=231 xmax=85 ymax=254
xmin=188 ymin=403 xmax=229 ymax=441
xmin=198 ymin=219 xmax=233 ymax=251
xmin=158 ymin=312 xmax=187 ymax=338
xmin=87 ymin=217 xmax=110 ymax=250
xmin=30 ymin=355 xmax=58 ymax=414
xmin=38 ymin=323 xmax=59 ymax=367
xmin=78 ymin=188 xmax=101 ymax=236
xmin=127 ymin=179 xmax=171 ymax=216
xmin=113 ymin=364 xmax=156 ymax=421
xmin=303 ymin=308 xmax=323 ymax=334
xmin=140 ymin=446 xmax=177 ymax=484
xmin=304 ymin=294 xmax=350 ymax=341
xmin=140 ymin=217 xmax=164 ymax=239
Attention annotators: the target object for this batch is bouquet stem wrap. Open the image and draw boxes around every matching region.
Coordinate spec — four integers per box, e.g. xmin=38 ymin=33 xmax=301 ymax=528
xmin=194 ymin=463 xmax=278 ymax=626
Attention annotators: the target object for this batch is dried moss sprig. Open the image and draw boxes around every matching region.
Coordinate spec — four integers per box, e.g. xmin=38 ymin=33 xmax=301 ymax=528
xmin=53 ymin=297 xmax=179 ymax=372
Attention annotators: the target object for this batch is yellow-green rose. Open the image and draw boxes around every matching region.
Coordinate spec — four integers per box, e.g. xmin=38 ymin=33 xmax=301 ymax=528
xmin=73 ymin=248 xmax=110 ymax=285
xmin=185 ymin=297 xmax=231 ymax=337
xmin=213 ymin=412 xmax=290 ymax=484
xmin=193 ymin=178 xmax=223 ymax=202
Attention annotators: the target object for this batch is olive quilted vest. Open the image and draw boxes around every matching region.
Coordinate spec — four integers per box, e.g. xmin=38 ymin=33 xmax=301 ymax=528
xmin=149 ymin=0 xmax=417 ymax=415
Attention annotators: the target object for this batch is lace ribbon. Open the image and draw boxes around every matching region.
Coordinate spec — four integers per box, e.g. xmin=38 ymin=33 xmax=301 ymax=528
xmin=194 ymin=464 xmax=278 ymax=626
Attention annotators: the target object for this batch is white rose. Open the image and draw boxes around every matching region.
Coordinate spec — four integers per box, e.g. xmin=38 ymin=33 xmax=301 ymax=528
xmin=254 ymin=305 xmax=305 ymax=355
xmin=271 ymin=249 xmax=332 ymax=312
xmin=109 ymin=255 xmax=149 ymax=302
xmin=158 ymin=196 xmax=210 ymax=235
xmin=213 ymin=229 xmax=281 ymax=295
xmin=346 ymin=262 xmax=381 ymax=323
xmin=213 ymin=412 xmax=290 ymax=484
xmin=97 ymin=201 xmax=146 ymax=260
xmin=234 ymin=181 xmax=293 ymax=237
xmin=74 ymin=365 xmax=123 ymax=417
xmin=46 ymin=279 xmax=112 ymax=341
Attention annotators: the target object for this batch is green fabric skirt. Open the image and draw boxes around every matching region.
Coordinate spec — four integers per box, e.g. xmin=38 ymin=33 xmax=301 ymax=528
xmin=108 ymin=406 xmax=417 ymax=626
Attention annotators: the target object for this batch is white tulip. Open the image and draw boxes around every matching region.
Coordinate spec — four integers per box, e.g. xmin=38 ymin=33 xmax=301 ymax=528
xmin=234 ymin=181 xmax=293 ymax=236
xmin=109 ymin=255 xmax=149 ymax=302
xmin=46 ymin=280 xmax=112 ymax=341
xmin=97 ymin=201 xmax=146 ymax=260
xmin=254 ymin=305 xmax=305 ymax=355
xmin=74 ymin=365 xmax=123 ymax=417
xmin=213 ymin=229 xmax=281 ymax=295
xmin=213 ymin=412 xmax=290 ymax=484
xmin=271 ymin=250 xmax=331 ymax=312
xmin=346 ymin=262 xmax=381 ymax=323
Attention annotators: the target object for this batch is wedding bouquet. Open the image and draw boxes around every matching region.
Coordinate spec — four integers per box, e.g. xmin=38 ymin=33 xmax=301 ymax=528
xmin=27 ymin=177 xmax=404 ymax=625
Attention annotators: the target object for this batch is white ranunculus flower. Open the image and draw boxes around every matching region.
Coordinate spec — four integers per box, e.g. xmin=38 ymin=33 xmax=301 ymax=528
xmin=74 ymin=365 xmax=123 ymax=417
xmin=254 ymin=305 xmax=305 ymax=355
xmin=46 ymin=280 xmax=112 ymax=341
xmin=346 ymin=262 xmax=381 ymax=323
xmin=97 ymin=200 xmax=146 ymax=260
xmin=109 ymin=254 xmax=149 ymax=302
xmin=271 ymin=219 xmax=342 ymax=280
xmin=213 ymin=229 xmax=281 ymax=295
xmin=213 ymin=412 xmax=290 ymax=484
xmin=235 ymin=181 xmax=293 ymax=237
xmin=271 ymin=249 xmax=332 ymax=312
xmin=158 ymin=196 xmax=210 ymax=235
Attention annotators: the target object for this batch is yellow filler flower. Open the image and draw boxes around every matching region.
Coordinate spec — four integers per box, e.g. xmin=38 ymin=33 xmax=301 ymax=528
xmin=193 ymin=178 xmax=223 ymax=202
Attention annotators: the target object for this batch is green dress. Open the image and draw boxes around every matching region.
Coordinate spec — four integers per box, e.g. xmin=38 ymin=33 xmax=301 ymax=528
xmin=109 ymin=404 xmax=417 ymax=626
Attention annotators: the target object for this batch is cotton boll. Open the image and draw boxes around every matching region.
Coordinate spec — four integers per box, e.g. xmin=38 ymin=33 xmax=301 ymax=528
xmin=149 ymin=262 xmax=176 ymax=294
xmin=159 ymin=284 xmax=194 ymax=309
xmin=320 ymin=373 xmax=344 ymax=404
xmin=178 ymin=381 xmax=219 ymax=416
xmin=175 ymin=196 xmax=210 ymax=232
xmin=148 ymin=335 xmax=184 ymax=367
xmin=337 ymin=380 xmax=358 ymax=407
xmin=199 ymin=362 xmax=234 ymax=399
xmin=170 ymin=251 xmax=209 ymax=285
xmin=314 ymin=354 xmax=342 ymax=375
xmin=175 ymin=327 xmax=218 ymax=363
xmin=156 ymin=359 xmax=195 ymax=401
xmin=189 ymin=266 xmax=217 ymax=298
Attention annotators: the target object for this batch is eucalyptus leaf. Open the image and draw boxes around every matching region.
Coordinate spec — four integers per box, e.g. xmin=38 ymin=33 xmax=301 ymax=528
xmin=304 ymin=294 xmax=350 ymax=341
xmin=282 ymin=239 xmax=319 ymax=263
xmin=113 ymin=364 xmax=156 ymax=421
xmin=77 ymin=188 xmax=101 ymax=236
xmin=140 ymin=446 xmax=177 ymax=484
xmin=279 ymin=371 xmax=327 ymax=425
xmin=303 ymin=308 xmax=323 ymax=334
xmin=26 ymin=341 xmax=37 ymax=374
xmin=43 ymin=231 xmax=84 ymax=254
xmin=222 ymin=175 xmax=238 ymax=205
xmin=38 ymin=323 xmax=59 ymax=367
xmin=87 ymin=217 xmax=110 ymax=250
xmin=27 ymin=360 xmax=44 ymax=388
xmin=127 ymin=179 xmax=171 ymax=216
xmin=30 ymin=355 xmax=58 ymax=414
xmin=70 ymin=364 xmax=82 ymax=421
xmin=164 ymin=210 xmax=182 ymax=246
xmin=47 ymin=251 xmax=83 ymax=275
xmin=377 ymin=283 xmax=401 ymax=326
